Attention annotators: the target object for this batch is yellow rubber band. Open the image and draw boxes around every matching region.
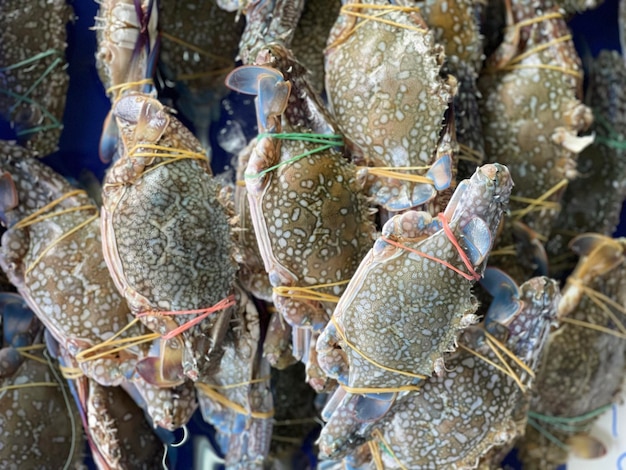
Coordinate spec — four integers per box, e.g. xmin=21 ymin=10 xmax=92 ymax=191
xmin=210 ymin=376 xmax=270 ymax=390
xmin=59 ymin=365 xmax=84 ymax=380
xmin=372 ymin=428 xmax=408 ymax=470
xmin=272 ymin=280 xmax=350 ymax=304
xmin=510 ymin=178 xmax=568 ymax=221
xmin=195 ymin=382 xmax=275 ymax=419
xmin=0 ymin=382 xmax=59 ymax=393
xmin=562 ymin=317 xmax=626 ymax=339
xmin=106 ymin=78 xmax=154 ymax=97
xmin=331 ymin=316 xmax=429 ymax=381
xmin=328 ymin=4 xmax=426 ymax=50
xmin=160 ymin=31 xmax=232 ymax=66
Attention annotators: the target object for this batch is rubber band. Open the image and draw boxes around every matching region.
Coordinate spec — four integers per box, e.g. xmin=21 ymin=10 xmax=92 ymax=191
xmin=528 ymin=404 xmax=612 ymax=433
xmin=361 ymin=167 xmax=435 ymax=185
xmin=527 ymin=416 xmax=570 ymax=451
xmin=489 ymin=245 xmax=517 ymax=257
xmin=0 ymin=87 xmax=62 ymax=134
xmin=368 ymin=439 xmax=385 ymax=470
xmin=210 ymin=376 xmax=270 ymax=390
xmin=44 ymin=349 xmax=77 ymax=470
xmin=458 ymin=343 xmax=524 ymax=390
xmin=564 ymin=278 xmax=626 ymax=336
xmin=484 ymin=330 xmax=535 ymax=379
xmin=483 ymin=336 xmax=526 ymax=392
xmin=0 ymin=48 xmax=61 ymax=73
xmin=340 ymin=383 xmax=422 ymax=394
xmin=0 ymin=381 xmax=59 ymax=393
xmin=15 ymin=345 xmax=48 ymax=365
xmin=59 ymin=365 xmax=84 ymax=380
xmin=10 ymin=57 xmax=63 ymax=114
xmin=159 ymin=31 xmax=232 ymax=66
xmin=271 ymin=417 xmax=320 ymax=426
xmin=457 ymin=143 xmax=484 ymax=164
xmin=272 ymin=280 xmax=350 ymax=304
xmin=327 ymin=4 xmax=426 ymax=51
xmin=595 ymin=135 xmax=626 ymax=150
xmin=195 ymin=382 xmax=275 ymax=419
xmin=331 ymin=315 xmax=428 ymax=383
xmin=12 ymin=190 xmax=99 ymax=278
xmin=372 ymin=428 xmax=407 ymax=470
xmin=379 ymin=213 xmax=480 ymax=282
xmin=244 ymin=132 xmax=344 ymax=179
xmin=106 ymin=78 xmax=154 ymax=97
xmin=561 ymin=317 xmax=626 ymax=339
xmin=508 ymin=12 xmax=563 ymax=31
xmin=510 ymin=178 xmax=568 ymax=221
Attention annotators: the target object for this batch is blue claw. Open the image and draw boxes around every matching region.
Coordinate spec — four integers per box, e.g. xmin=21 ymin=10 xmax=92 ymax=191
xmin=355 ymin=393 xmax=395 ymax=422
xmin=224 ymin=65 xmax=284 ymax=95
xmin=461 ymin=217 xmax=492 ymax=266
xmin=443 ymin=180 xmax=469 ymax=221
xmin=0 ymin=172 xmax=18 ymax=224
xmin=427 ymin=154 xmax=453 ymax=191
xmin=480 ymin=268 xmax=523 ymax=328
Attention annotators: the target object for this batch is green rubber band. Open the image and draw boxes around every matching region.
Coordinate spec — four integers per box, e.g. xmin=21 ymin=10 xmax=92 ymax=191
xmin=0 ymin=88 xmax=62 ymax=131
xmin=17 ymin=122 xmax=64 ymax=137
xmin=244 ymin=143 xmax=335 ymax=179
xmin=527 ymin=417 xmax=570 ymax=451
xmin=9 ymin=56 xmax=63 ymax=113
xmin=0 ymin=48 xmax=61 ymax=73
xmin=595 ymin=135 xmax=626 ymax=150
xmin=528 ymin=403 xmax=612 ymax=427
xmin=256 ymin=132 xmax=344 ymax=146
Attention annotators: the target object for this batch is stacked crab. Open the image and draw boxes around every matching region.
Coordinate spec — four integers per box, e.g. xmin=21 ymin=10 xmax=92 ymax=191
xmin=0 ymin=0 xmax=625 ymax=469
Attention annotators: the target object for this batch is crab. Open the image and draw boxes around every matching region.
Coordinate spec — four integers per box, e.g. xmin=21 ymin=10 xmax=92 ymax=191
xmin=324 ymin=0 xmax=457 ymax=212
xmin=315 ymin=163 xmax=512 ymax=457
xmin=195 ymin=284 xmax=274 ymax=468
xmin=94 ymin=0 xmax=158 ymax=96
xmin=237 ymin=0 xmax=306 ymax=65
xmin=478 ymin=2 xmax=593 ymax=240
xmin=101 ymin=92 xmax=239 ymax=387
xmin=0 ymin=0 xmax=73 ymax=156
xmin=546 ymin=50 xmax=626 ymax=271
xmin=0 ymin=294 xmax=85 ymax=469
xmin=350 ymin=271 xmax=560 ymax=468
xmin=291 ymin=0 xmax=341 ymax=94
xmin=225 ymin=47 xmax=376 ymax=373
xmin=158 ymin=0 xmax=244 ymax=152
xmin=518 ymin=233 xmax=626 ymax=468
xmin=0 ymin=142 xmax=150 ymax=387
xmin=418 ymin=0 xmax=486 ymax=179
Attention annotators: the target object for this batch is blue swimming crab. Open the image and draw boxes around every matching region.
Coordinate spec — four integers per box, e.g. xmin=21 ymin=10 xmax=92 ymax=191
xmin=352 ymin=271 xmax=560 ymax=468
xmin=0 ymin=294 xmax=85 ymax=469
xmin=518 ymin=233 xmax=626 ymax=468
xmin=316 ymin=163 xmax=512 ymax=457
xmin=0 ymin=0 xmax=73 ymax=156
xmin=478 ymin=1 xmax=593 ymax=240
xmin=0 ymin=142 xmax=148 ymax=387
xmin=226 ymin=46 xmax=376 ymax=381
xmin=196 ymin=284 xmax=274 ymax=468
xmin=158 ymin=0 xmax=244 ymax=152
xmin=324 ymin=0 xmax=457 ymax=212
xmin=547 ymin=50 xmax=626 ymax=271
xmin=101 ymin=92 xmax=239 ymax=386
xmin=94 ymin=0 xmax=158 ymax=96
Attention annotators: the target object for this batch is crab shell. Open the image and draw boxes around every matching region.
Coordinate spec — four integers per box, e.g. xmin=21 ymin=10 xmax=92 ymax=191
xmin=0 ymin=145 xmax=147 ymax=386
xmin=316 ymin=163 xmax=512 ymax=392
xmin=101 ymin=92 xmax=239 ymax=383
xmin=0 ymin=0 xmax=72 ymax=156
xmin=246 ymin=133 xmax=376 ymax=330
xmin=364 ymin=276 xmax=560 ymax=469
xmin=478 ymin=8 xmax=593 ymax=239
xmin=324 ymin=0 xmax=456 ymax=211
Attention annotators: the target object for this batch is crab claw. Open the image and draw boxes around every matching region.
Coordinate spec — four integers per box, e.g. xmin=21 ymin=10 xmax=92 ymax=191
xmin=426 ymin=154 xmax=453 ymax=191
xmin=316 ymin=322 xmax=350 ymax=385
xmin=354 ymin=392 xmax=395 ymax=422
xmin=135 ymin=337 xmax=186 ymax=387
xmin=113 ymin=93 xmax=170 ymax=147
xmin=480 ymin=267 xmax=523 ymax=329
xmin=225 ymin=65 xmax=290 ymax=133
xmin=461 ymin=216 xmax=492 ymax=266
xmin=569 ymin=233 xmax=624 ymax=278
xmin=442 ymin=180 xmax=469 ymax=221
xmin=99 ymin=111 xmax=120 ymax=164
